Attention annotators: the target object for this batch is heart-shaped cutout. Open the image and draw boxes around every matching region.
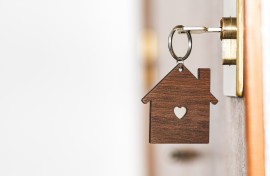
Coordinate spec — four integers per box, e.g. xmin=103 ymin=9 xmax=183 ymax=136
xmin=174 ymin=107 xmax=187 ymax=119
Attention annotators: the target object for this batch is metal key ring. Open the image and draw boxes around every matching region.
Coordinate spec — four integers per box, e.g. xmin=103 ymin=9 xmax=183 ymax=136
xmin=168 ymin=25 xmax=192 ymax=62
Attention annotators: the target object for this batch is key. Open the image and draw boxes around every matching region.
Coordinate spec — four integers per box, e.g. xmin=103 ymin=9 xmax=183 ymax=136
xmin=177 ymin=26 xmax=222 ymax=34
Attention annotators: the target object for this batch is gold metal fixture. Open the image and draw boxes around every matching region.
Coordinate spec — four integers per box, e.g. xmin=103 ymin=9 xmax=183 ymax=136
xmin=236 ymin=0 xmax=244 ymax=97
xmin=220 ymin=17 xmax=237 ymax=39
xmin=219 ymin=14 xmax=244 ymax=97
xmin=220 ymin=17 xmax=237 ymax=65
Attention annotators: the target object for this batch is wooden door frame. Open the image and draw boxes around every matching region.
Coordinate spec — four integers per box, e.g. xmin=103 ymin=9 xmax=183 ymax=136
xmin=244 ymin=0 xmax=265 ymax=175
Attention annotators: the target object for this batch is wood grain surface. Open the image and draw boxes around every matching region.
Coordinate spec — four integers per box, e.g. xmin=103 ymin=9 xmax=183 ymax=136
xmin=244 ymin=0 xmax=265 ymax=175
xmin=142 ymin=63 xmax=218 ymax=143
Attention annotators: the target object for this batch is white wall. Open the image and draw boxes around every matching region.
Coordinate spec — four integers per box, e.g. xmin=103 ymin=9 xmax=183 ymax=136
xmin=0 ymin=1 xmax=144 ymax=176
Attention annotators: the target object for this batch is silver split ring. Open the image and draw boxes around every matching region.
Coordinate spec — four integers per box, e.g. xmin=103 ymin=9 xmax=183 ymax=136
xmin=168 ymin=25 xmax=192 ymax=62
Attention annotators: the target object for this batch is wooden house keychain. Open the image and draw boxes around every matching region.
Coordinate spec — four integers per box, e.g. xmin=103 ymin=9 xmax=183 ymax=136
xmin=142 ymin=25 xmax=218 ymax=144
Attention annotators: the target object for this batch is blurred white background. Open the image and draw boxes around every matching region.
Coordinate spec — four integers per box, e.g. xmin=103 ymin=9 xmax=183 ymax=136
xmin=0 ymin=0 xmax=145 ymax=176
xmin=0 ymin=0 xmax=268 ymax=176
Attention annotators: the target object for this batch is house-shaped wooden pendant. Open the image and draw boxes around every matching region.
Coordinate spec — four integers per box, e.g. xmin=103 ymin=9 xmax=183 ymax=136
xmin=142 ymin=63 xmax=218 ymax=143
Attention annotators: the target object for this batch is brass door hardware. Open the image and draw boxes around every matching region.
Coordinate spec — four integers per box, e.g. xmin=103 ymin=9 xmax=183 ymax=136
xmin=220 ymin=17 xmax=237 ymax=40
xmin=172 ymin=15 xmax=243 ymax=97
xmin=220 ymin=17 xmax=237 ymax=65
xmin=175 ymin=17 xmax=237 ymax=40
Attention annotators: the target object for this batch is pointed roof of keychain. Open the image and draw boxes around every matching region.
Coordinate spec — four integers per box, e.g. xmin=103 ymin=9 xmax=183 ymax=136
xmin=142 ymin=26 xmax=218 ymax=105
xmin=142 ymin=63 xmax=218 ymax=105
